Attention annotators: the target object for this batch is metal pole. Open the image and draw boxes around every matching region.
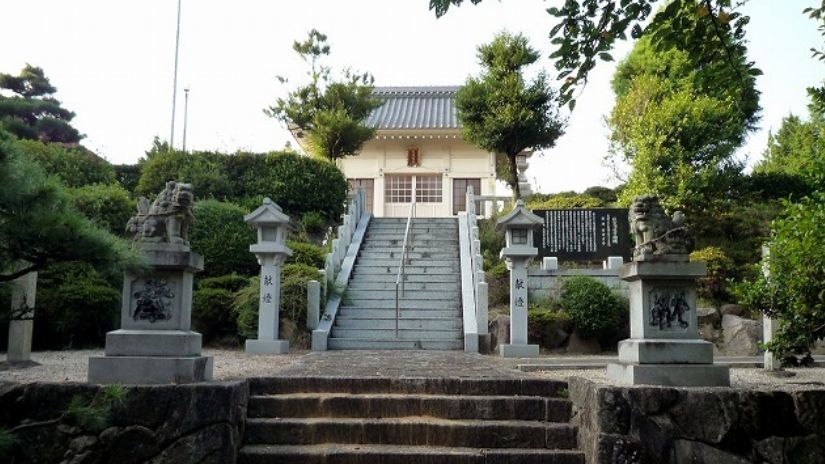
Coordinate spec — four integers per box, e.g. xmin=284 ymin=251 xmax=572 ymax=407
xmin=182 ymin=88 xmax=189 ymax=152
xmin=170 ymin=0 xmax=182 ymax=149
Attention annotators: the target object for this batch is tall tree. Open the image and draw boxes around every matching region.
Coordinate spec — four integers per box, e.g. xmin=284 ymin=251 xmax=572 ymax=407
xmin=0 ymin=129 xmax=139 ymax=283
xmin=455 ymin=32 xmax=565 ymax=199
xmin=432 ymin=0 xmax=767 ymax=110
xmin=266 ymin=30 xmax=381 ymax=161
xmin=607 ymin=0 xmax=759 ymax=215
xmin=0 ymin=64 xmax=82 ymax=144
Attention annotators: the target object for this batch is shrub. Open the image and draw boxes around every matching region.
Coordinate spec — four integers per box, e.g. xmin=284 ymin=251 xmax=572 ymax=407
xmin=735 ymin=193 xmax=825 ymax=361
xmin=527 ymin=192 xmax=605 ymax=209
xmin=68 ymin=183 xmax=134 ymax=235
xmin=198 ymin=273 xmax=250 ymax=292
xmin=32 ymin=262 xmax=120 ymax=349
xmin=233 ymin=264 xmax=322 ymax=339
xmin=560 ymin=276 xmax=624 ymax=339
xmin=287 ymin=240 xmax=326 ymax=268
xmin=114 ymin=163 xmax=141 ymax=194
xmin=486 ymin=260 xmax=510 ymax=307
xmin=528 ymin=308 xmax=571 ymax=349
xmin=301 ymin=211 xmax=327 ymax=234
xmin=690 ymin=246 xmax=735 ymax=303
xmin=136 ymin=150 xmax=231 ymax=198
xmin=189 ymin=199 xmax=258 ymax=278
xmin=192 ymin=287 xmax=237 ymax=345
xmin=19 ymin=139 xmax=115 ymax=187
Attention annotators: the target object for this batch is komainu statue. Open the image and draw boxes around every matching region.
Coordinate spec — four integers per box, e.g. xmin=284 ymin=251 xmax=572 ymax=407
xmin=126 ymin=181 xmax=195 ymax=245
xmin=628 ymin=195 xmax=691 ymax=261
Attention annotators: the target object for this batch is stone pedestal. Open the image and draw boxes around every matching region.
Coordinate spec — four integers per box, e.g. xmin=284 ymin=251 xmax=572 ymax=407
xmin=6 ymin=270 xmax=37 ymax=364
xmin=89 ymin=244 xmax=213 ymax=384
xmin=607 ymin=260 xmax=730 ymax=386
xmin=499 ymin=255 xmax=539 ymax=358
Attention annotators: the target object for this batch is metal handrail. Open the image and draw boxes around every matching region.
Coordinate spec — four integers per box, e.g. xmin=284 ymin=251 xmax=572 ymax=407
xmin=394 ymin=197 xmax=416 ymax=338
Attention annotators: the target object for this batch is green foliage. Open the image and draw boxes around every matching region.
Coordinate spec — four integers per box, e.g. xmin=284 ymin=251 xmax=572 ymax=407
xmin=755 ymin=102 xmax=824 ymax=191
xmin=608 ymin=9 xmax=758 ymax=217
xmin=136 ymin=150 xmax=348 ymax=219
xmin=528 ymin=308 xmax=571 ymax=348
xmin=560 ymin=276 xmax=625 ymax=339
xmin=301 ymin=211 xmax=327 ymax=234
xmin=192 ymin=287 xmax=237 ymax=344
xmin=432 ymin=1 xmax=760 ymax=112
xmin=583 ymin=186 xmax=619 ymax=205
xmin=0 ymin=64 xmax=82 ymax=143
xmin=198 ymin=273 xmax=250 ymax=292
xmin=0 ymin=131 xmax=142 ymax=283
xmin=189 ymin=200 xmax=258 ymax=278
xmin=736 ymin=193 xmax=825 ymax=361
xmin=690 ymin=246 xmax=735 ymax=303
xmin=456 ymin=32 xmax=565 ymax=198
xmin=113 ymin=163 xmax=141 ymax=194
xmin=287 ymin=240 xmax=326 ymax=268
xmin=33 ymin=262 xmax=120 ymax=349
xmin=68 ymin=183 xmax=133 ymax=235
xmin=17 ymin=139 xmax=115 ymax=187
xmin=266 ymin=30 xmax=381 ymax=160
xmin=233 ymin=263 xmax=321 ymax=339
xmin=527 ymin=192 xmax=605 ymax=209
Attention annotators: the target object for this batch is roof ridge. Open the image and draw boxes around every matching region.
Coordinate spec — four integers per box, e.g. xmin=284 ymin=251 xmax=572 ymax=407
xmin=373 ymin=85 xmax=461 ymax=95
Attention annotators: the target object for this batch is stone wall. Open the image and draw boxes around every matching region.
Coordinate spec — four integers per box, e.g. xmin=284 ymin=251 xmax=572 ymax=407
xmin=569 ymin=377 xmax=825 ymax=464
xmin=0 ymin=381 xmax=248 ymax=464
xmin=528 ymin=267 xmax=629 ymax=301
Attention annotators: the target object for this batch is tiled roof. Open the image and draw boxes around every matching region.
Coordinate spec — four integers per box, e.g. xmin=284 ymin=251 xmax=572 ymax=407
xmin=366 ymin=86 xmax=460 ymax=130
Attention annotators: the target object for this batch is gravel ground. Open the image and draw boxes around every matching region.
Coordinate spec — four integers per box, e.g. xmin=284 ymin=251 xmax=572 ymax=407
xmin=2 ymin=349 xmax=824 ymax=390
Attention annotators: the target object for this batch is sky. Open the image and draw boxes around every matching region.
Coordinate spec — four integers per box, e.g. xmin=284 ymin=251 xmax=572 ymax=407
xmin=1 ymin=0 xmax=822 ymax=194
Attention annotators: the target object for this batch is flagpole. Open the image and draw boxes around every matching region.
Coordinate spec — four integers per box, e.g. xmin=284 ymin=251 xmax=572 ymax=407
xmin=170 ymin=0 xmax=182 ymax=149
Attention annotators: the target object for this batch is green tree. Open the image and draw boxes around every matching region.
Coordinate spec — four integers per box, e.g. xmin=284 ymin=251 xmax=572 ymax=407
xmin=456 ymin=32 xmax=565 ymax=199
xmin=17 ymin=139 xmax=115 ymax=187
xmin=755 ymin=101 xmax=824 ymax=190
xmin=0 ymin=130 xmax=139 ymax=283
xmin=0 ymin=64 xmax=82 ymax=144
xmin=266 ymin=29 xmax=381 ymax=161
xmin=607 ymin=2 xmax=759 ymax=214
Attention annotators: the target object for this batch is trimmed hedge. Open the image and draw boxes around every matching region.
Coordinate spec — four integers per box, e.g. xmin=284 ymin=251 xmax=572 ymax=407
xmin=189 ymin=200 xmax=258 ymax=278
xmin=560 ymin=276 xmax=625 ymax=340
xmin=69 ymin=183 xmax=134 ymax=235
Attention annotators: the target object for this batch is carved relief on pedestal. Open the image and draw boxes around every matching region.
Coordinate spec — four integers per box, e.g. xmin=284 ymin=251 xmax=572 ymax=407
xmin=649 ymin=287 xmax=691 ymax=332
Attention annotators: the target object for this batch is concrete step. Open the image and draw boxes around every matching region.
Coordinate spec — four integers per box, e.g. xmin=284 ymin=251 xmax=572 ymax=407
xmin=329 ymin=328 xmax=463 ymax=340
xmin=248 ymin=377 xmax=571 ymax=397
xmin=240 ymin=444 xmax=585 ymax=464
xmin=347 ymin=282 xmax=459 ymax=291
xmin=245 ymin=417 xmax=578 ymax=449
xmin=327 ymin=338 xmax=465 ymax=350
xmin=352 ymin=266 xmax=459 ymax=275
xmin=358 ymin=251 xmax=456 ymax=259
xmin=366 ymin=233 xmax=457 ymax=241
xmin=334 ymin=317 xmax=463 ymax=330
xmin=371 ymin=218 xmax=458 ymax=224
xmin=363 ymin=239 xmax=457 ymax=245
xmin=355 ymin=259 xmax=460 ymax=267
xmin=347 ymin=274 xmax=460 ymax=283
xmin=358 ymin=246 xmax=458 ymax=254
xmin=336 ymin=309 xmax=460 ymax=319
xmin=247 ymin=393 xmax=573 ymax=422
xmin=338 ymin=299 xmax=459 ymax=309
xmin=345 ymin=290 xmax=458 ymax=300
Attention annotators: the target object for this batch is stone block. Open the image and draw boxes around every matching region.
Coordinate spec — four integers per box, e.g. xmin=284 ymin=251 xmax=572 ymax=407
xmin=542 ymin=257 xmax=559 ymax=271
xmin=697 ymin=307 xmax=721 ymax=326
xmin=566 ymin=330 xmax=601 ymax=354
xmin=719 ymin=303 xmax=746 ymax=316
xmin=499 ymin=343 xmax=539 ymax=358
xmin=88 ymin=355 xmax=213 ymax=384
xmin=721 ymin=314 xmax=762 ymax=356
xmin=606 ymin=362 xmax=730 ymax=387
xmin=104 ymin=329 xmax=202 ymax=356
xmin=617 ymin=338 xmax=714 ymax=364
xmin=245 ymin=339 xmax=289 ymax=355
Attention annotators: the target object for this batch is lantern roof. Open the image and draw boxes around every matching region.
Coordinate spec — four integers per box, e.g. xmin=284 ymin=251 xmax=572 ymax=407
xmin=497 ymin=200 xmax=543 ymax=229
xmin=244 ymin=197 xmax=290 ymax=226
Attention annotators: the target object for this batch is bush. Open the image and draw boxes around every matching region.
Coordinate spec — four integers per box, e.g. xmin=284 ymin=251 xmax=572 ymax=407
xmin=485 ymin=260 xmax=509 ymax=307
xmin=301 ymin=211 xmax=327 ymax=234
xmin=735 ymin=193 xmax=825 ymax=361
xmin=19 ymin=139 xmax=115 ymax=187
xmin=233 ymin=264 xmax=322 ymax=339
xmin=136 ymin=150 xmax=232 ymax=198
xmin=68 ymin=183 xmax=134 ymax=235
xmin=189 ymin=199 xmax=258 ymax=278
xmin=32 ymin=262 xmax=121 ymax=349
xmin=527 ymin=192 xmax=605 ymax=209
xmin=114 ymin=163 xmax=141 ymax=194
xmin=528 ymin=308 xmax=571 ymax=349
xmin=287 ymin=240 xmax=326 ymax=268
xmin=690 ymin=246 xmax=736 ymax=303
xmin=192 ymin=287 xmax=237 ymax=345
xmin=560 ymin=276 xmax=624 ymax=340
xmin=198 ymin=273 xmax=250 ymax=292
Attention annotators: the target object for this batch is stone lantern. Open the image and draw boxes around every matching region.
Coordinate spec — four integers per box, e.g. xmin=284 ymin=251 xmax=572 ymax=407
xmin=244 ymin=198 xmax=293 ymax=354
xmin=496 ymin=200 xmax=543 ymax=358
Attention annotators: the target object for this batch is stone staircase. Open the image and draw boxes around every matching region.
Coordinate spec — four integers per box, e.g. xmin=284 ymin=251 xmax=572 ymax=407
xmin=329 ymin=217 xmax=463 ymax=350
xmin=239 ymin=377 xmax=584 ymax=464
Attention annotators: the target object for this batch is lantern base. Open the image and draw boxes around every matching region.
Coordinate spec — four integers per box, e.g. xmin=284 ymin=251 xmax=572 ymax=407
xmin=499 ymin=343 xmax=539 ymax=358
xmin=245 ymin=339 xmax=289 ymax=355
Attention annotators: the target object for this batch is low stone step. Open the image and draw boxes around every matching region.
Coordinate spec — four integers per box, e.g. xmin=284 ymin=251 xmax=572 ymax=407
xmin=240 ymin=444 xmax=584 ymax=464
xmin=334 ymin=317 xmax=463 ymax=330
xmin=347 ymin=274 xmax=460 ymax=283
xmin=346 ymin=282 xmax=458 ymax=291
xmin=335 ymin=309 xmax=460 ymax=319
xmin=329 ymin=328 xmax=462 ymax=340
xmin=248 ymin=377 xmax=570 ymax=397
xmin=247 ymin=393 xmax=573 ymax=422
xmin=358 ymin=251 xmax=454 ymax=259
xmin=327 ymin=338 xmax=465 ymax=350
xmin=364 ymin=239 xmax=457 ymax=246
xmin=338 ymin=299 xmax=459 ymax=309
xmin=355 ymin=259 xmax=459 ymax=267
xmin=245 ymin=417 xmax=577 ymax=449
xmin=366 ymin=233 xmax=457 ymax=241
xmin=352 ymin=266 xmax=459 ymax=275
xmin=358 ymin=246 xmax=458 ymax=254
xmin=345 ymin=290 xmax=459 ymax=300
